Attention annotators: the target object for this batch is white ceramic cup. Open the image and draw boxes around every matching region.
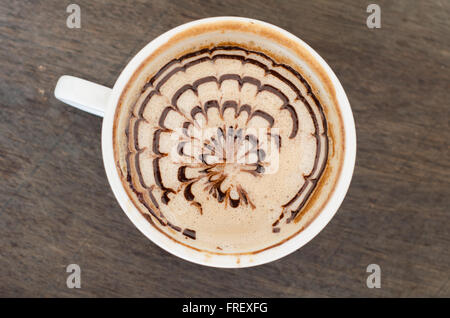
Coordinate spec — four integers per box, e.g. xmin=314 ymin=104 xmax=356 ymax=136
xmin=54 ymin=17 xmax=356 ymax=268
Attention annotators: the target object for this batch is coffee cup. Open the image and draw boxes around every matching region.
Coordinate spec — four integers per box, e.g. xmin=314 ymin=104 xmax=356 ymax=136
xmin=54 ymin=17 xmax=356 ymax=268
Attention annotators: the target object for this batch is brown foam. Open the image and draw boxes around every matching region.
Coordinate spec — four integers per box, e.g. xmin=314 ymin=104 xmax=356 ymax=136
xmin=113 ymin=19 xmax=345 ymax=255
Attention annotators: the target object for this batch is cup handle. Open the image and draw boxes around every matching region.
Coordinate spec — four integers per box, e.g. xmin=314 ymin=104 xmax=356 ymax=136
xmin=54 ymin=75 xmax=112 ymax=117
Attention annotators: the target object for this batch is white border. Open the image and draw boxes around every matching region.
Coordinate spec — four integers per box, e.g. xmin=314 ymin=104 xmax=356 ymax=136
xmin=101 ymin=17 xmax=356 ymax=268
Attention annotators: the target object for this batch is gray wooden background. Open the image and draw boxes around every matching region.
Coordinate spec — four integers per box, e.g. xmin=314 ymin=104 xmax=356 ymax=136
xmin=0 ymin=0 xmax=449 ymax=297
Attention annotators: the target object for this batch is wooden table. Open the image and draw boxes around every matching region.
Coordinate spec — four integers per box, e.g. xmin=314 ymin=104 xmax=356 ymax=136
xmin=0 ymin=0 xmax=448 ymax=297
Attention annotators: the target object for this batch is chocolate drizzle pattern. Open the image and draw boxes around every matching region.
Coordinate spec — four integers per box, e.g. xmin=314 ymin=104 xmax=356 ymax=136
xmin=123 ymin=46 xmax=328 ymax=240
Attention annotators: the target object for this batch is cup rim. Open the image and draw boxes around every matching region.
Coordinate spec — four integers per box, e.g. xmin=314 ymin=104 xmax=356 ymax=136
xmin=101 ymin=16 xmax=356 ymax=268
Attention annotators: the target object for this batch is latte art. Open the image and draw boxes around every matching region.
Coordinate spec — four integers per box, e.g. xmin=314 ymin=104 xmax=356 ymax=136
xmin=120 ymin=45 xmax=328 ymax=252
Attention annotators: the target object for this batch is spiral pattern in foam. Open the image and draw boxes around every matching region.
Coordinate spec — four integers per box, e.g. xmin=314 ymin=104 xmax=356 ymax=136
xmin=124 ymin=46 xmax=328 ymax=246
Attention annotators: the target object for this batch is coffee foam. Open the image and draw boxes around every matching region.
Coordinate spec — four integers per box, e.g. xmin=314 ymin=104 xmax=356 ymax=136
xmin=113 ymin=21 xmax=344 ymax=254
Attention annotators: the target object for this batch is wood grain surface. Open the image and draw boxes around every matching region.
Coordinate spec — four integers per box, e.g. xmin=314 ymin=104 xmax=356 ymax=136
xmin=0 ymin=0 xmax=449 ymax=297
